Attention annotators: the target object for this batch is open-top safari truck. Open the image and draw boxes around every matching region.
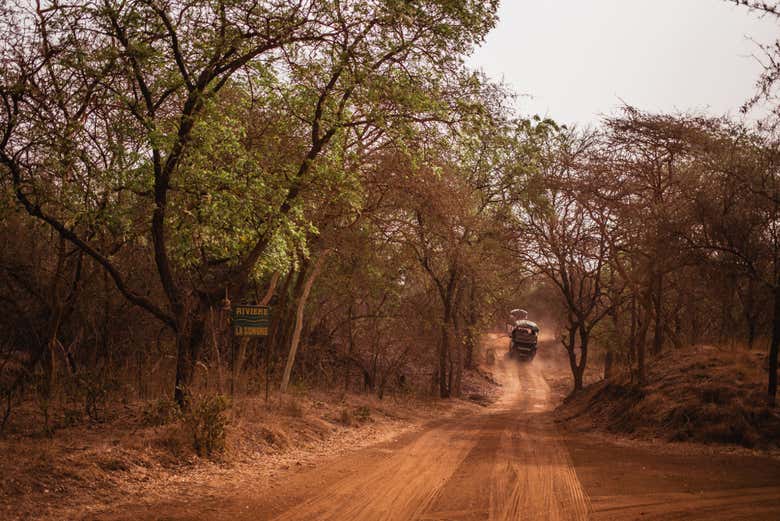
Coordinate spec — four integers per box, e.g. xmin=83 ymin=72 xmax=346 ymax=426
xmin=508 ymin=309 xmax=540 ymax=361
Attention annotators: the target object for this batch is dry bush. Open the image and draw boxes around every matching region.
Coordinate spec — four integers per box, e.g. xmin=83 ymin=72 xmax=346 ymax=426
xmin=558 ymin=345 xmax=780 ymax=449
xmin=338 ymin=405 xmax=371 ymax=426
xmin=142 ymin=398 xmax=181 ymax=427
xmin=184 ymin=394 xmax=230 ymax=458
xmin=257 ymin=425 xmax=290 ymax=448
xmin=282 ymin=399 xmax=304 ymax=418
xmin=353 ymin=405 xmax=371 ymax=423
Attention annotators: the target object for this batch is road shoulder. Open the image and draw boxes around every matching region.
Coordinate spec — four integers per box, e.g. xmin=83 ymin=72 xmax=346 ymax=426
xmin=562 ymin=423 xmax=780 ymax=520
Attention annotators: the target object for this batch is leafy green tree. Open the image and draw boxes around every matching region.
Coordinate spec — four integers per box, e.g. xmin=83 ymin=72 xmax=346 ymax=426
xmin=0 ymin=0 xmax=499 ymax=406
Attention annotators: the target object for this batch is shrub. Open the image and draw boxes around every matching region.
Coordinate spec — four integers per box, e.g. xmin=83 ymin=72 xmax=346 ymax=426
xmin=80 ymin=371 xmax=119 ymax=422
xmin=353 ymin=405 xmax=371 ymax=423
xmin=185 ymin=394 xmax=229 ymax=457
xmin=142 ymin=398 xmax=181 ymax=427
xmin=339 ymin=405 xmax=371 ymax=426
xmin=33 ymin=373 xmax=54 ymax=437
xmin=258 ymin=426 xmax=289 ymax=448
xmin=152 ymin=424 xmax=192 ymax=461
xmin=63 ymin=370 xmax=119 ymax=423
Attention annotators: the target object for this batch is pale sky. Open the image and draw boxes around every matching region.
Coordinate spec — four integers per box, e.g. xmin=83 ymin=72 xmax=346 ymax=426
xmin=468 ymin=0 xmax=779 ymax=126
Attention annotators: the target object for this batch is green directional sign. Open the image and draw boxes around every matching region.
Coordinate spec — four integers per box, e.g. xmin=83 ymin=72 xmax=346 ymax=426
xmin=232 ymin=305 xmax=270 ymax=336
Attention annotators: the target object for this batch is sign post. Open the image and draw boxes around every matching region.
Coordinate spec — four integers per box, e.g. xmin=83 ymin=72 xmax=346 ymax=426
xmin=232 ymin=305 xmax=270 ymax=336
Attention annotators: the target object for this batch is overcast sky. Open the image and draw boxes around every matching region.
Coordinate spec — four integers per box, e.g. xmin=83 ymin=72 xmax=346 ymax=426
xmin=467 ymin=0 xmax=779 ymax=126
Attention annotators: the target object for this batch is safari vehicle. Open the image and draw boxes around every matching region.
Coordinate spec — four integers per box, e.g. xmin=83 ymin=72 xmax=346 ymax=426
xmin=510 ymin=319 xmax=539 ymax=360
xmin=507 ymin=309 xmax=539 ymax=361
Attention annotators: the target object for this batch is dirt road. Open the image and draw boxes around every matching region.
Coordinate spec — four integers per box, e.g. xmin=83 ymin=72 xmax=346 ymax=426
xmin=257 ymin=336 xmax=589 ymax=521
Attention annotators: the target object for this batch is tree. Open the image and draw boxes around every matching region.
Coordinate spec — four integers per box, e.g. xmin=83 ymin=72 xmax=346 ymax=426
xmin=683 ymin=122 xmax=780 ymax=405
xmin=511 ymin=130 xmax=617 ymax=391
xmin=730 ymin=1 xmax=780 ymax=125
xmin=0 ymin=0 xmax=499 ymax=406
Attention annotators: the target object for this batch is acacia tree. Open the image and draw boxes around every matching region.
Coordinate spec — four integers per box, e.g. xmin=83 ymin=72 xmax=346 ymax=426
xmin=683 ymin=122 xmax=780 ymax=405
xmin=510 ymin=130 xmax=617 ymax=391
xmin=294 ymin=102 xmax=530 ymax=398
xmin=731 ymin=1 xmax=780 ymax=126
xmin=600 ymin=109 xmax=704 ymax=358
xmin=0 ymin=0 xmax=499 ymax=406
xmin=593 ymin=110 xmax=780 ymax=404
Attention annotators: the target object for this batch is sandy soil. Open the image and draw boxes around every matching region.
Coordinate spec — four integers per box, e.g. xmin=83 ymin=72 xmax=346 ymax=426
xmin=566 ymin=433 xmax=780 ymax=520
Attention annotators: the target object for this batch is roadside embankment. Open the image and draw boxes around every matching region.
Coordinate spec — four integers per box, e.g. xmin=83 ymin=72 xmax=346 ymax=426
xmin=556 ymin=344 xmax=780 ymax=450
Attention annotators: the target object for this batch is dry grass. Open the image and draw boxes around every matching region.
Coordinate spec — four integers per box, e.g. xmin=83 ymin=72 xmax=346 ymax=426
xmin=557 ymin=345 xmax=780 ymax=450
xmin=0 ymin=369 xmax=497 ymax=521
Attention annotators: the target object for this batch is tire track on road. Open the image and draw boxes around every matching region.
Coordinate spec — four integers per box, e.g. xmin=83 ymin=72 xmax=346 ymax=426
xmin=271 ymin=335 xmax=591 ymax=521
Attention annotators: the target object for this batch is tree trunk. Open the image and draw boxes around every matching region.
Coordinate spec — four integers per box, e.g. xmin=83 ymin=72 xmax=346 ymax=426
xmin=439 ymin=297 xmax=453 ymax=398
xmin=208 ymin=307 xmax=225 ymax=395
xmin=345 ymin=304 xmax=354 ymax=391
xmin=743 ymin=279 xmax=758 ymax=350
xmin=577 ymin=325 xmax=589 ymax=391
xmin=564 ymin=326 xmax=583 ymax=392
xmin=769 ymin=285 xmax=779 ymax=406
xmin=439 ymin=321 xmax=449 ymax=398
xmin=451 ymin=283 xmax=466 ymax=398
xmin=173 ymin=307 xmax=206 ymax=409
xmin=453 ymin=326 xmax=463 ymax=398
xmin=689 ymin=288 xmax=701 ymax=346
xmin=271 ymin=265 xmax=307 ymax=387
xmin=636 ymin=291 xmax=652 ymax=385
xmin=439 ymin=285 xmax=453 ymax=398
xmin=605 ymin=308 xmax=620 ymax=380
xmin=447 ymin=351 xmax=454 ymax=399
xmin=573 ymin=366 xmax=583 ymax=391
xmin=673 ymin=291 xmax=683 ymax=347
xmin=438 ymin=270 xmax=459 ymax=399
xmin=748 ymin=320 xmax=757 ymax=351
xmin=232 ymin=337 xmax=249 ymax=396
xmin=628 ymin=295 xmax=637 ymax=377
xmin=465 ymin=283 xmax=477 ymax=369
xmin=651 ymin=270 xmax=664 ymax=355
xmin=719 ymin=279 xmax=736 ymax=345
xmin=280 ymin=251 xmax=328 ymax=394
xmin=265 ymin=269 xmax=295 ymax=403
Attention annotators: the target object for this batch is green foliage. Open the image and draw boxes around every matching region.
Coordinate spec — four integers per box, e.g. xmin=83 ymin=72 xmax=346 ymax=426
xmin=1 ymin=0 xmax=531 ymax=408
xmin=184 ymin=394 xmax=230 ymax=458
xmin=167 ymin=89 xmax=302 ymax=277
